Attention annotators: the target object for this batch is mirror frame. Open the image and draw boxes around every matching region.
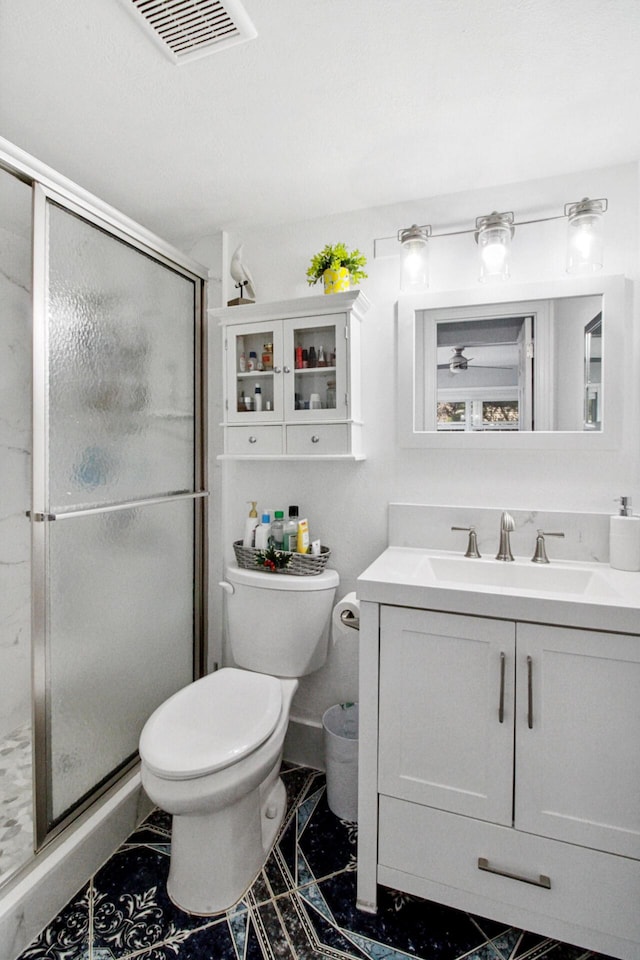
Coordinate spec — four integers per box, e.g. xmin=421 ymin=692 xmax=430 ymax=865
xmin=397 ymin=274 xmax=630 ymax=450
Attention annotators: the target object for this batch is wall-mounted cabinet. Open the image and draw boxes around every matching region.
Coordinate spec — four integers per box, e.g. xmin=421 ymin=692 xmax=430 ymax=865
xmin=212 ymin=290 xmax=369 ymax=459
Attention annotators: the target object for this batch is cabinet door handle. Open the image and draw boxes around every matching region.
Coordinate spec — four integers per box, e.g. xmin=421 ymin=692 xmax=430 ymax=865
xmin=527 ymin=655 xmax=533 ymax=729
xmin=311 ymin=435 xmax=320 ymax=443
xmin=478 ymin=857 xmax=550 ymax=889
xmin=248 ymin=435 xmax=257 ymax=444
xmin=283 ymin=365 xmax=291 ymax=373
xmin=498 ymin=652 xmax=506 ymax=723
xmin=273 ymin=365 xmax=281 ymax=373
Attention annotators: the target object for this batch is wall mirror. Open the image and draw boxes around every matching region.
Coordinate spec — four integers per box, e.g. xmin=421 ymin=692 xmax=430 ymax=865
xmin=397 ymin=275 xmax=628 ymax=450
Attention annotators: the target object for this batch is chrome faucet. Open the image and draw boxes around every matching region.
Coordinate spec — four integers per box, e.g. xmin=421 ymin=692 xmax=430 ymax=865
xmin=496 ymin=511 xmax=515 ymax=561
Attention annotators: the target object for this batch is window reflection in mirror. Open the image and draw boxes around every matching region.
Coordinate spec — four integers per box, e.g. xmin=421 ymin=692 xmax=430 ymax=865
xmin=419 ymin=295 xmax=603 ymax=433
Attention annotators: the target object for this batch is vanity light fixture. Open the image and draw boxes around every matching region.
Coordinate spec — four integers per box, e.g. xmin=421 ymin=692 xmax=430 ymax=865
xmin=399 ymin=223 xmax=431 ymax=291
xmin=391 ymin=196 xmax=608 ymax=286
xmin=565 ymin=197 xmax=607 ymax=275
xmin=475 ymin=211 xmax=514 ymax=283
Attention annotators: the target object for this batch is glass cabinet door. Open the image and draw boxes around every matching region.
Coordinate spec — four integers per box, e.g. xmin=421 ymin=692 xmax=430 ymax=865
xmin=283 ymin=314 xmax=347 ymax=420
xmin=226 ymin=320 xmax=283 ymax=423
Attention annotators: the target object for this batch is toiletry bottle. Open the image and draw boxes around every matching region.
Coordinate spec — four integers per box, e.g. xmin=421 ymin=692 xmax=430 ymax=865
xmin=248 ymin=351 xmax=257 ymax=371
xmin=296 ymin=517 xmax=310 ymax=554
xmin=271 ymin=511 xmax=285 ymax=549
xmin=262 ymin=343 xmax=273 ymax=370
xmin=254 ymin=384 xmax=262 ymax=412
xmin=295 ymin=346 xmax=303 ymax=369
xmin=308 ymin=346 xmax=317 ymax=368
xmin=283 ymin=505 xmax=299 ymax=551
xmin=238 ymin=337 xmax=246 ymax=372
xmin=254 ymin=513 xmax=272 ymax=550
xmin=610 ymin=496 xmax=640 ymax=571
xmin=243 ymin=501 xmax=259 ymax=548
xmin=317 ymin=345 xmax=326 ymax=367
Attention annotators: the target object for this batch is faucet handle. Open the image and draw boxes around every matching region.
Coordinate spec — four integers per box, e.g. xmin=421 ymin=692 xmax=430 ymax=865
xmin=531 ymin=530 xmax=565 ymax=564
xmin=451 ymin=525 xmax=481 ymax=558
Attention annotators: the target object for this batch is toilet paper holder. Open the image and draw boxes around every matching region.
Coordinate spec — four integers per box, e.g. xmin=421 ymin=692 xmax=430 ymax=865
xmin=340 ymin=609 xmax=360 ymax=631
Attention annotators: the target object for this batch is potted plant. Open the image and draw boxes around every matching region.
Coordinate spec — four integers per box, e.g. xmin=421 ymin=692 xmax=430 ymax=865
xmin=306 ymin=242 xmax=368 ymax=294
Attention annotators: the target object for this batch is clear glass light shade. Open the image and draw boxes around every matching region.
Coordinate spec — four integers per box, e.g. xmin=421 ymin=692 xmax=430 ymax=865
xmin=476 ymin=213 xmax=513 ymax=282
xmin=566 ymin=198 xmax=605 ymax=274
xmin=400 ymin=224 xmax=430 ymax=291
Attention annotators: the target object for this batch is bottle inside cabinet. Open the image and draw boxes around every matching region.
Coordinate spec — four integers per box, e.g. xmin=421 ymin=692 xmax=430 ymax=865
xmin=293 ymin=322 xmax=336 ymax=411
xmin=234 ymin=329 xmax=275 ymax=414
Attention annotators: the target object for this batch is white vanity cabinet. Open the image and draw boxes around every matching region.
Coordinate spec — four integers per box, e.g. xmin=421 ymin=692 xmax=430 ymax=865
xmin=359 ymin=602 xmax=640 ymax=959
xmin=212 ymin=290 xmax=369 ymax=459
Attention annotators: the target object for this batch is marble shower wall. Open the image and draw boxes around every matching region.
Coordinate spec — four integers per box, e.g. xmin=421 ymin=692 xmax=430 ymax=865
xmin=0 ymin=169 xmax=32 ymax=738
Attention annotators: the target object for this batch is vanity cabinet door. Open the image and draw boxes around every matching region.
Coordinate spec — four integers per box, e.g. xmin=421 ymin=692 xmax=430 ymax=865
xmin=378 ymin=607 xmax=515 ymax=825
xmin=515 ymin=623 xmax=640 ymax=859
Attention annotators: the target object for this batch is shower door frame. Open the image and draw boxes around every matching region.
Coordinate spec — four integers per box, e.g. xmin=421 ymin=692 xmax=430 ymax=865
xmin=30 ymin=181 xmax=209 ymax=850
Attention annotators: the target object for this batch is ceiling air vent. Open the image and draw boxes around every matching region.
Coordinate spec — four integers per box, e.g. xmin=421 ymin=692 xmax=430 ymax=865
xmin=125 ymin=0 xmax=257 ymax=64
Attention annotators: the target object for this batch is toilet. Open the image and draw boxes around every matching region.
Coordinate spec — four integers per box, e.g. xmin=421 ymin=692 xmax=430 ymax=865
xmin=139 ymin=562 xmax=339 ymax=915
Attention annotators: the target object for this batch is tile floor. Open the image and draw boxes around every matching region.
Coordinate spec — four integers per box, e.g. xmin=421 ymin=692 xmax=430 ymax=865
xmin=16 ymin=764 xmax=612 ymax=960
xmin=0 ymin=722 xmax=33 ymax=884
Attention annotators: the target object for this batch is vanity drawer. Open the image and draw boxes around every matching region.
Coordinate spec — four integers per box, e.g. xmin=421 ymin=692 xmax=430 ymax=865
xmin=286 ymin=423 xmax=349 ymax=456
xmin=378 ymin=795 xmax=640 ymax=947
xmin=225 ymin=425 xmax=283 ymax=456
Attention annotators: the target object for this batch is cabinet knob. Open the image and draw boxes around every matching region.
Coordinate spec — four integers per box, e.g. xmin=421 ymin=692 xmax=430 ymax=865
xmin=311 ymin=434 xmax=320 ymax=443
xmin=283 ymin=365 xmax=291 ymax=374
xmin=273 ymin=366 xmax=281 ymax=374
xmin=248 ymin=435 xmax=257 ymax=444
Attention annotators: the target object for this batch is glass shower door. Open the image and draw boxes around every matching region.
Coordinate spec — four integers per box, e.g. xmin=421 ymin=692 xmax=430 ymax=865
xmin=32 ymin=188 xmax=206 ymax=843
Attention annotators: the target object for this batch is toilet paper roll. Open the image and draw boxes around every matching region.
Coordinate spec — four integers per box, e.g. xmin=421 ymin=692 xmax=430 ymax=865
xmin=332 ymin=592 xmax=360 ymax=634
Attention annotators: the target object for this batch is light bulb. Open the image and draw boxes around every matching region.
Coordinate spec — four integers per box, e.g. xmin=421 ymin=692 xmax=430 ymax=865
xmin=475 ymin=212 xmax=514 ymax=283
xmin=399 ymin=224 xmax=430 ymax=291
xmin=566 ymin=198 xmax=606 ymax=274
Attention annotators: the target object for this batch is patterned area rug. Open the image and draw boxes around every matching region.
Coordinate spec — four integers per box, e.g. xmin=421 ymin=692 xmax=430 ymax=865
xmin=16 ymin=764 xmax=609 ymax=960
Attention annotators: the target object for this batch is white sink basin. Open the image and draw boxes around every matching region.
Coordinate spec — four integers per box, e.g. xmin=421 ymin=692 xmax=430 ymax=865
xmin=424 ymin=554 xmax=620 ymax=597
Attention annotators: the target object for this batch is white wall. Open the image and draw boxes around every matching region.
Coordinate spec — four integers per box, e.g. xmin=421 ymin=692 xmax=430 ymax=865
xmin=208 ymin=162 xmax=640 ymax=765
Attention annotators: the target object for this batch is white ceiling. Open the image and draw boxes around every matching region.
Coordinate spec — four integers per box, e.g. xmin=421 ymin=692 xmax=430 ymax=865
xmin=2 ymin=0 xmax=640 ymax=250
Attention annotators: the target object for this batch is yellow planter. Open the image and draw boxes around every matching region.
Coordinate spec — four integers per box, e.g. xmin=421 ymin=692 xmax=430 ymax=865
xmin=323 ymin=267 xmax=350 ymax=294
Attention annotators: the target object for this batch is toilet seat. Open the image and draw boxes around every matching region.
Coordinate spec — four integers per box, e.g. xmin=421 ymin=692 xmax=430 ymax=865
xmin=140 ymin=668 xmax=283 ymax=780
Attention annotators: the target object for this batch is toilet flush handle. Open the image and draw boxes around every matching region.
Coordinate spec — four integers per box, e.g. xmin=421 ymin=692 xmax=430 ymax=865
xmin=219 ymin=581 xmax=235 ymax=595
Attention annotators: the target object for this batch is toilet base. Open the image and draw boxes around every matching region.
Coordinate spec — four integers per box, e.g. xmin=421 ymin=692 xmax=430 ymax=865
xmin=166 ymin=775 xmax=287 ymax=915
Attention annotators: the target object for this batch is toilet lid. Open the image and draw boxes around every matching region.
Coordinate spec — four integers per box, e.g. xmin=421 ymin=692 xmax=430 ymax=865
xmin=139 ymin=668 xmax=283 ymax=780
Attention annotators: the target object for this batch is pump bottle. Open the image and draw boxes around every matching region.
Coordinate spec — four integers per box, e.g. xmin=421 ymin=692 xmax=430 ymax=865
xmin=242 ymin=501 xmax=259 ymax=548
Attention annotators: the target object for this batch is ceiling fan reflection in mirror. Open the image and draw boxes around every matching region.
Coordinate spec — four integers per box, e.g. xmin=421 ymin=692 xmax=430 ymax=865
xmin=438 ymin=346 xmax=516 ymax=374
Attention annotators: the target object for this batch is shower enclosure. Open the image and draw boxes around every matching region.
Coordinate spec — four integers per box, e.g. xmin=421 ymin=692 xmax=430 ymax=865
xmin=0 ymin=145 xmax=207 ymax=888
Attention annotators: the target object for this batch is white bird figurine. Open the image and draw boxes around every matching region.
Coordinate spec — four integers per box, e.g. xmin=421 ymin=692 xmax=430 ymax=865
xmin=230 ymin=244 xmax=256 ymax=301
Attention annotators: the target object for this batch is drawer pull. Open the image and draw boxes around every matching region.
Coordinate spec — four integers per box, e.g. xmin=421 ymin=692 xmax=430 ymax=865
xmin=248 ymin=435 xmax=257 ymax=444
xmin=478 ymin=857 xmax=551 ymax=889
xmin=527 ymin=655 xmax=533 ymax=729
xmin=498 ymin=651 xmax=506 ymax=723
xmin=311 ymin=434 xmax=320 ymax=443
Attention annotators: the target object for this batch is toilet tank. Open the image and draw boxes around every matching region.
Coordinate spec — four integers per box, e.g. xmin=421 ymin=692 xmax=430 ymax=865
xmin=222 ymin=564 xmax=339 ymax=677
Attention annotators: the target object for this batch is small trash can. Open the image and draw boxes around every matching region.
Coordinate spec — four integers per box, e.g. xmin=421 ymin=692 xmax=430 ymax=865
xmin=322 ymin=702 xmax=359 ymax=821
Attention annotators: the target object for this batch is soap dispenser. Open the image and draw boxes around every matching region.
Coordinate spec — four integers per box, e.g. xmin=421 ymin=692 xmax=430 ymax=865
xmin=243 ymin=501 xmax=260 ymax=548
xmin=609 ymin=496 xmax=640 ymax=571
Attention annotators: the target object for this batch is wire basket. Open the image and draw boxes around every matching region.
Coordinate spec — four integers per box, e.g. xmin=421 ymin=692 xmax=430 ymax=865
xmin=233 ymin=540 xmax=331 ymax=576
